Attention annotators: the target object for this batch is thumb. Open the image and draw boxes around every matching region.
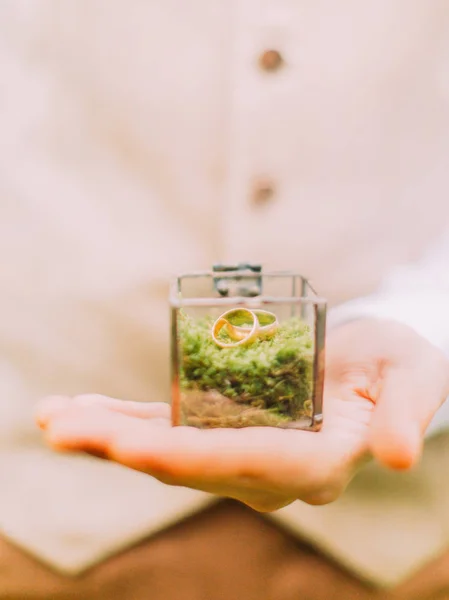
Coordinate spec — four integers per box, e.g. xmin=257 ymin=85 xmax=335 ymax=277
xmin=369 ymin=365 xmax=442 ymax=470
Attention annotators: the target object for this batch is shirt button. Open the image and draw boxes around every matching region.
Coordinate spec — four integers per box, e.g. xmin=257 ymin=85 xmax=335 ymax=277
xmin=251 ymin=178 xmax=276 ymax=206
xmin=258 ymin=49 xmax=284 ymax=72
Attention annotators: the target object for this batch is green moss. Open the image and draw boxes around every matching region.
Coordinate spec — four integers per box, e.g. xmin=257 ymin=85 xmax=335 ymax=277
xmin=178 ymin=312 xmax=314 ymax=428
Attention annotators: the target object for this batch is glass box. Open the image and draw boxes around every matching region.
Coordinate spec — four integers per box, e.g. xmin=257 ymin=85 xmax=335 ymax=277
xmin=170 ymin=265 xmax=326 ymax=431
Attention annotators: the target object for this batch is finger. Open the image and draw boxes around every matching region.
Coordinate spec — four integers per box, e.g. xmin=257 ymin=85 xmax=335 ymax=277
xmin=44 ymin=405 xmax=335 ymax=494
xmin=368 ymin=363 xmax=446 ymax=470
xmin=36 ymin=394 xmax=170 ymax=429
xmin=44 ymin=405 xmax=170 ymax=451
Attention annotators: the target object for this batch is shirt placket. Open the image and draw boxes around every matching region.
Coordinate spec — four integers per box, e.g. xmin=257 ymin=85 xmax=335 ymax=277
xmin=224 ymin=0 xmax=304 ymax=269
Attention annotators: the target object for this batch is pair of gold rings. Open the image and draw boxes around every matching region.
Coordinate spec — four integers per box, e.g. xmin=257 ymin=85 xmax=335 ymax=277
xmin=211 ymin=308 xmax=279 ymax=348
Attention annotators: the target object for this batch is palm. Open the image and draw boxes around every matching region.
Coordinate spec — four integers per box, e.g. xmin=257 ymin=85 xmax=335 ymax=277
xmin=37 ymin=320 xmax=449 ymax=512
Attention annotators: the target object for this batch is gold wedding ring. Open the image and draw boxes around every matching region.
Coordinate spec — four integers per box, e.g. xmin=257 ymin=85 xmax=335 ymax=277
xmin=232 ymin=309 xmax=279 ymax=340
xmin=211 ymin=309 xmax=259 ymax=348
xmin=211 ymin=308 xmax=279 ymax=348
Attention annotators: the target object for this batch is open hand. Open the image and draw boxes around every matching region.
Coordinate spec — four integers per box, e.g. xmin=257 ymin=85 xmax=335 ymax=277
xmin=36 ymin=319 xmax=449 ymax=512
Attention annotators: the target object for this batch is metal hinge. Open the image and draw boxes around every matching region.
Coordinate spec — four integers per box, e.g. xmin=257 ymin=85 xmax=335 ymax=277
xmin=212 ymin=263 xmax=262 ymax=297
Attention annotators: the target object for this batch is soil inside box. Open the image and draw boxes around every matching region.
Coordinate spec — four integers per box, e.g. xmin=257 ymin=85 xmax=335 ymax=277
xmin=178 ymin=312 xmax=314 ymax=428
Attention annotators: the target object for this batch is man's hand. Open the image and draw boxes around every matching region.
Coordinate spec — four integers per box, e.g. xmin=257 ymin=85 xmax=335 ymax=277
xmin=36 ymin=320 xmax=449 ymax=512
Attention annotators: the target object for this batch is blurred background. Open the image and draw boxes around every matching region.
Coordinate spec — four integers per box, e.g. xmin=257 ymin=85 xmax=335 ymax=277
xmin=0 ymin=1 xmax=449 ymax=598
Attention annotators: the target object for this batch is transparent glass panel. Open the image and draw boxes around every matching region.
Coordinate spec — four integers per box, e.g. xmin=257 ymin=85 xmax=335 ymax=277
xmin=170 ymin=270 xmax=326 ymax=431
